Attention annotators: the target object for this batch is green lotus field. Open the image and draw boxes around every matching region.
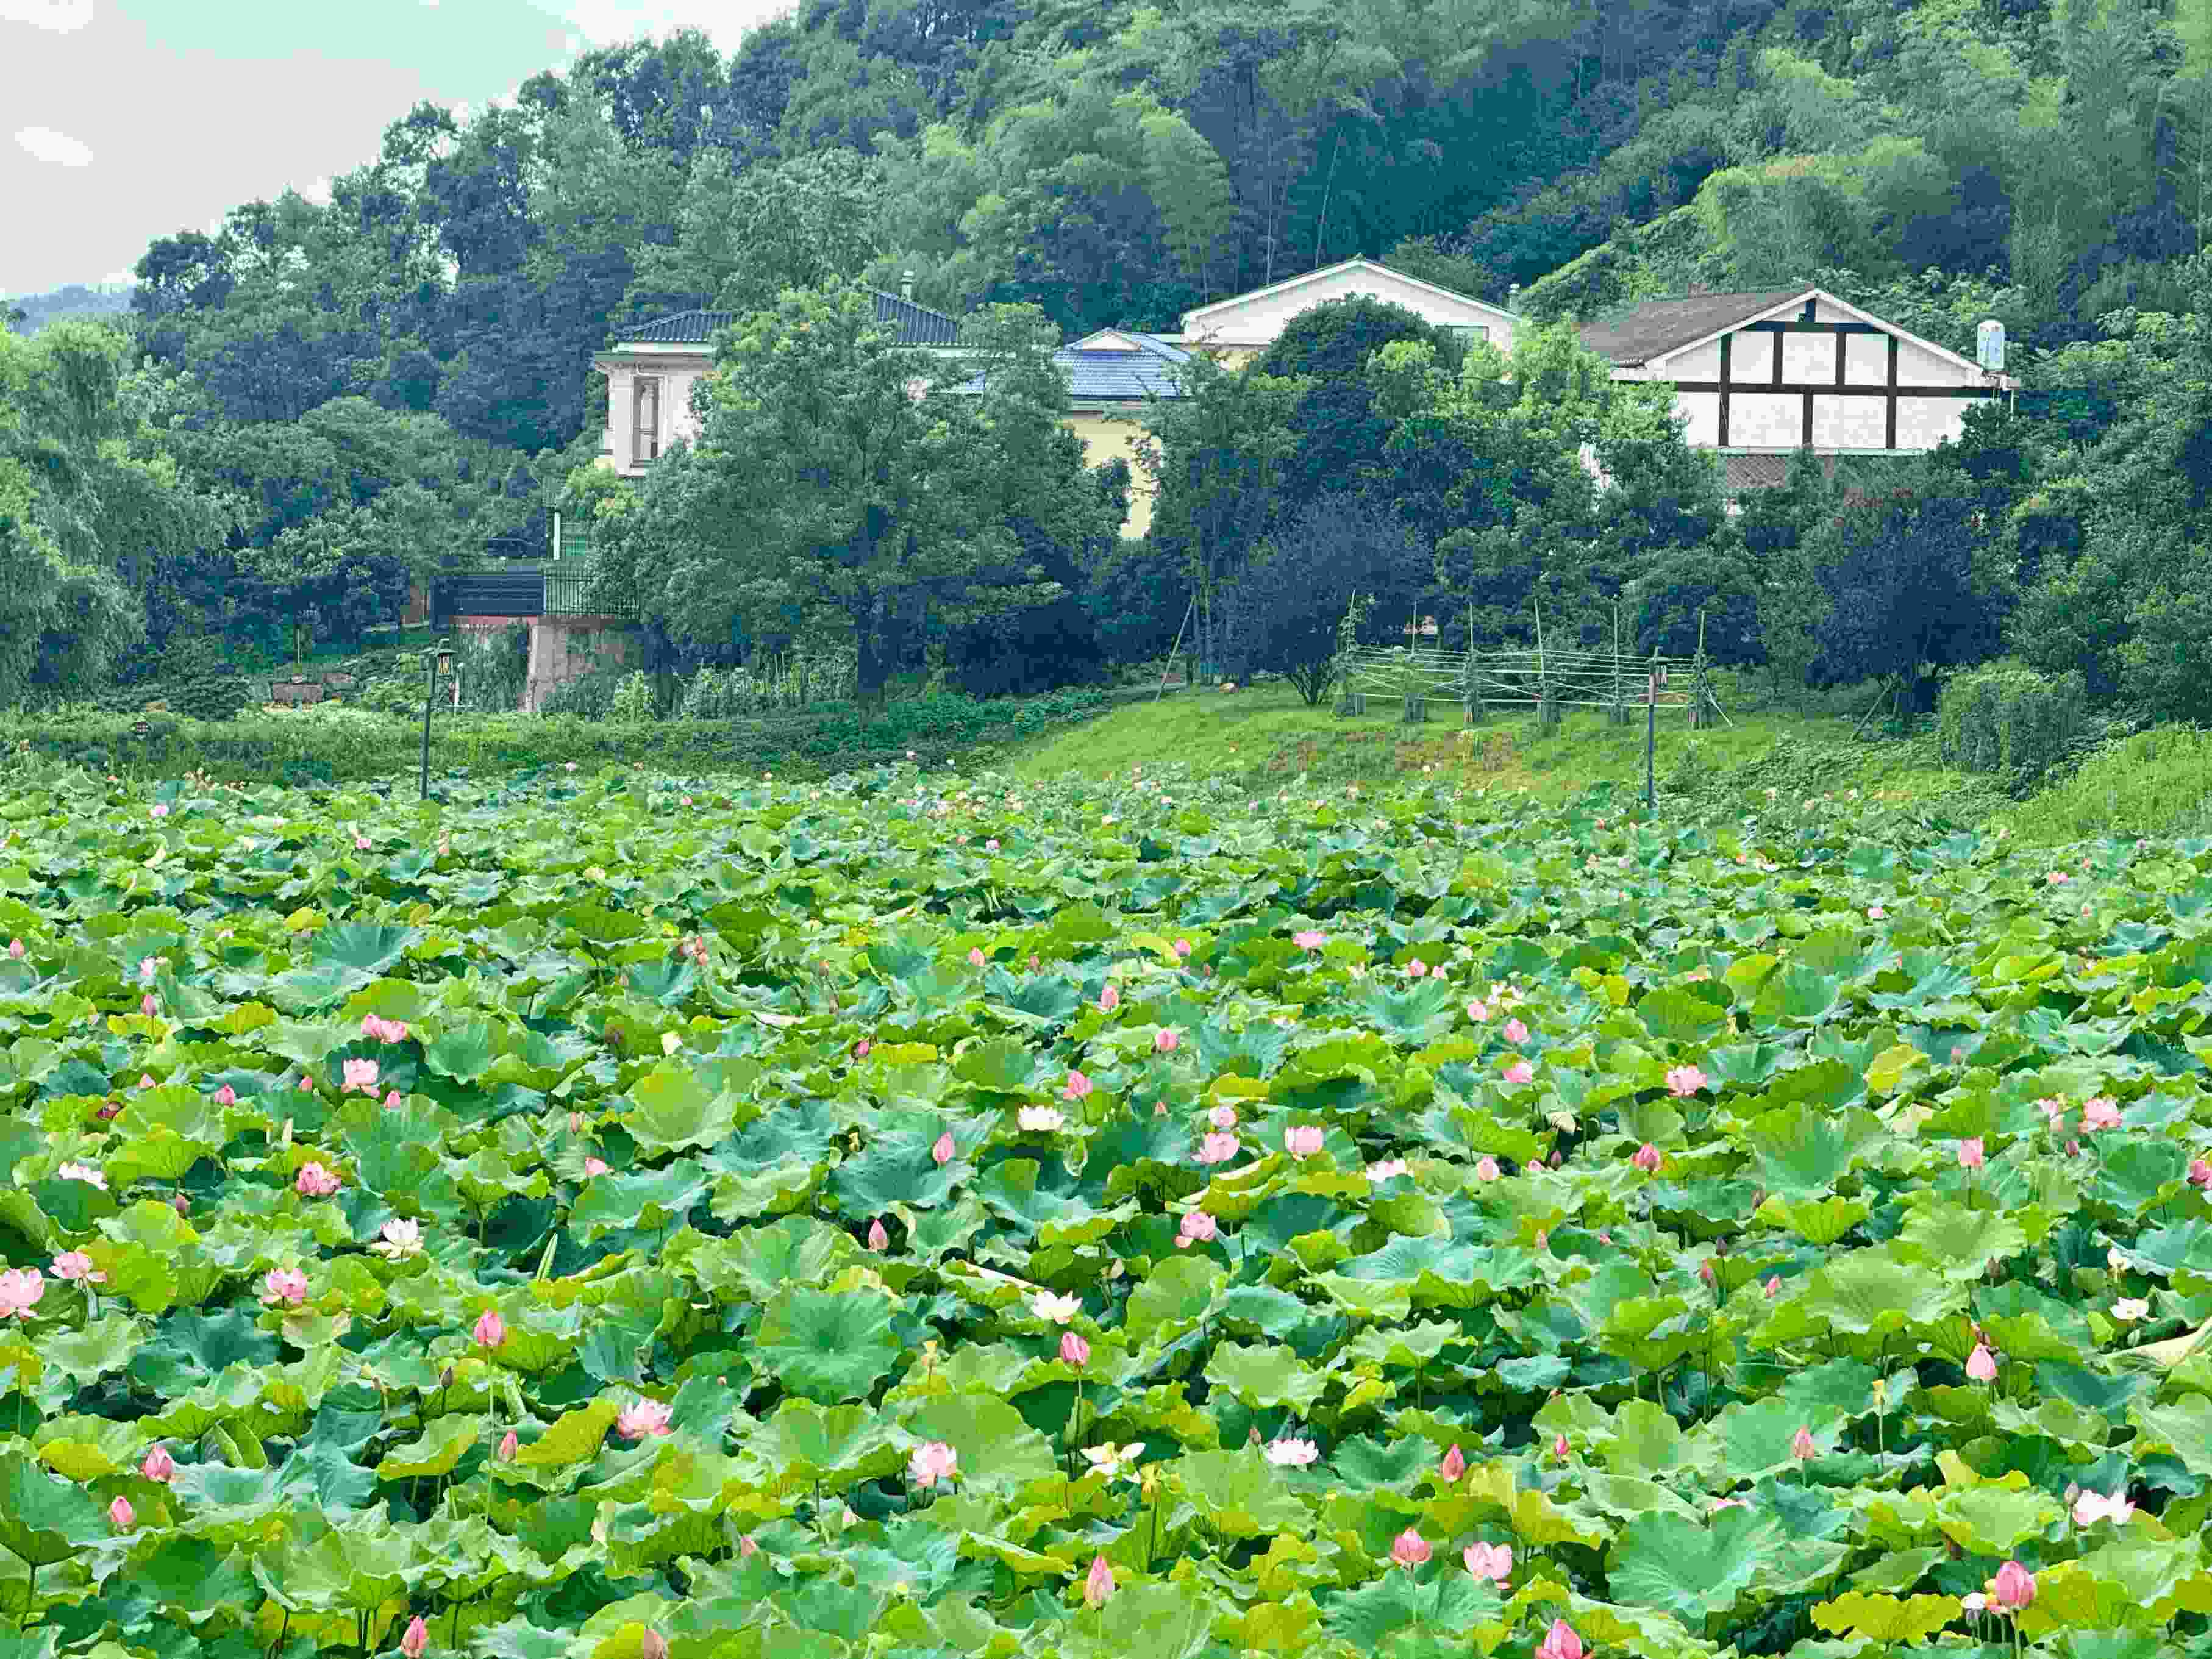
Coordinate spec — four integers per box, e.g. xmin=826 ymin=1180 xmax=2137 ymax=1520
xmin=4 ymin=760 xmax=2212 ymax=1659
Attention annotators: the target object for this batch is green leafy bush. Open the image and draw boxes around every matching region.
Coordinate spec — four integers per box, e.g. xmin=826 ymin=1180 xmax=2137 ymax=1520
xmin=1936 ymin=660 xmax=2085 ymax=780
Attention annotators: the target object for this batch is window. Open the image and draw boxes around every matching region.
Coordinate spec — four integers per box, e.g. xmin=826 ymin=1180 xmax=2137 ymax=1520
xmin=632 ymin=376 xmax=661 ymax=465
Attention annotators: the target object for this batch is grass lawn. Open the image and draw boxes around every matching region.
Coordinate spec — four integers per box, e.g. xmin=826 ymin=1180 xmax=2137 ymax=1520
xmin=1004 ymin=678 xmax=2212 ymax=844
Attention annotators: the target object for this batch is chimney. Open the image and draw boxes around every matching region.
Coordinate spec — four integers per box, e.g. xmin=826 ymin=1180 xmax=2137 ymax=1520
xmin=901 ymin=269 xmax=915 ymax=302
xmin=1507 ymin=283 xmax=1522 ymax=314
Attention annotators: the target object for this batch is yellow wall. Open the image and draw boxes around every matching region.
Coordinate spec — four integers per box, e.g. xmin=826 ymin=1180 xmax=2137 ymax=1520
xmin=1065 ymin=410 xmax=1158 ymax=537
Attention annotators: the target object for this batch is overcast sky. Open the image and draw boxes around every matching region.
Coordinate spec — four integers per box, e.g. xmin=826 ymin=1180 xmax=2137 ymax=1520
xmin=2 ymin=0 xmax=787 ymax=298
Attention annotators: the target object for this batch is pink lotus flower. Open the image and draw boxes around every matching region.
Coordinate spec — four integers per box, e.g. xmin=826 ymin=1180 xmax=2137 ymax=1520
xmin=1176 ymin=1211 xmax=1218 ymax=1249
xmin=1061 ymin=1071 xmax=1093 ymax=1101
xmin=1293 ymin=930 xmax=1325 ymax=951
xmin=139 ymin=992 xmax=157 ymax=1017
xmin=1367 ymin=1158 xmax=1408 ymax=1182
xmin=341 ymin=1057 xmax=380 ymax=1094
xmin=51 ymin=1251 xmax=104 ymax=1285
xmin=583 ymin=1156 xmax=609 ymax=1177
xmin=1764 ymin=1276 xmax=1780 ymax=1298
xmin=498 ymin=1431 xmax=518 ymax=1461
xmin=867 ymin=1218 xmax=890 ymax=1250
xmin=1208 ymin=1104 xmax=1238 ymax=1130
xmin=141 ymin=1444 xmax=174 ymax=1482
xmin=401 ymin=1616 xmax=429 ymax=1658
xmin=1630 ymin=1143 xmax=1663 ymax=1172
xmin=1407 ymin=959 xmax=1427 ymax=977
xmin=0 ymin=1268 xmax=44 ymax=1321
xmin=1390 ymin=1527 xmax=1431 ymax=1569
xmin=908 ymin=1440 xmax=958 ymax=1488
xmin=1868 ymin=905 xmax=1885 ymax=919
xmin=1699 ymin=1261 xmax=1716 ymax=1286
xmin=473 ymin=1310 xmax=506 ymax=1350
xmin=294 ymin=1161 xmax=342 ymax=1197
xmin=137 ymin=1072 xmax=155 ymax=1090
xmin=1966 ymin=1343 xmax=1998 ymax=1382
xmin=2047 ymin=870 xmax=2069 ymax=885
xmin=5 ymin=940 xmax=20 ymax=958
xmin=1437 ymin=1443 xmax=1465 ymax=1482
xmin=1957 ymin=1137 xmax=1985 ymax=1169
xmin=968 ymin=947 xmax=986 ymax=968
xmin=617 ymin=1396 xmax=674 ymax=1440
xmin=1551 ymin=1433 xmax=1570 ymax=1460
xmin=2113 ymin=1296 xmax=2149 ymax=1321
xmin=1099 ymin=983 xmax=1120 ymax=1011
xmin=1172 ymin=938 xmax=1192 ymax=958
xmin=1059 ymin=1330 xmax=1090 ymax=1368
xmin=1502 ymin=1060 xmax=1533 ymax=1086
xmin=1665 ymin=1065 xmax=1707 ymax=1097
xmin=1535 ymin=1620 xmax=1583 ymax=1659
xmin=1791 ymin=1425 xmax=1816 ymax=1460
xmin=1083 ymin=1553 xmax=1115 ymax=1608
xmin=261 ymin=1268 xmax=308 ymax=1306
xmin=1463 ymin=1541 xmax=1512 ymax=1583
xmin=215 ymin=1084 xmax=236 ymax=1105
xmin=1466 ymin=999 xmax=1490 ymax=1021
xmin=149 ymin=804 xmax=168 ymax=819
xmin=1021 ymin=1106 xmax=1068 ymax=1133
xmin=1265 ymin=1437 xmax=1318 ymax=1467
xmin=1474 ymin=1155 xmax=1501 ymax=1182
xmin=1992 ymin=1560 xmax=2036 ymax=1610
xmin=1285 ymin=1125 xmax=1324 ymax=1159
xmin=985 ymin=838 xmax=1000 ymax=852
xmin=738 ymin=1532 xmax=758 ymax=1558
xmin=1155 ymin=1028 xmax=1180 ymax=1053
xmin=57 ymin=1161 xmax=107 ymax=1190
xmin=1503 ymin=1019 xmax=1529 ymax=1044
xmin=1195 ymin=1132 xmax=1240 ymax=1166
xmin=932 ymin=1130 xmax=955 ymax=1166
xmin=2074 ymin=1488 xmax=2136 ymax=1526
xmin=2083 ymin=1096 xmax=2122 ymax=1130
xmin=2190 ymin=1157 xmax=2212 ymax=1189
xmin=109 ymin=1496 xmax=134 ymax=1529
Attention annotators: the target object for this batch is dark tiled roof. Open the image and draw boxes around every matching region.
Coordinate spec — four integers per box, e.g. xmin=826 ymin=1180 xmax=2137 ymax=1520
xmin=615 ymin=289 xmax=962 ymax=349
xmin=1577 ymin=289 xmax=1810 ymax=366
xmin=944 ymin=343 xmax=1188 ymax=404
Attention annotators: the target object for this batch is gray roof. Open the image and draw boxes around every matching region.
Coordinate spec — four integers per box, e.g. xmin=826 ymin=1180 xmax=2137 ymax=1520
xmin=1576 ymin=289 xmax=1810 ymax=366
xmin=943 ymin=333 xmax=1189 ymax=403
xmin=1058 ymin=347 xmax=1185 ymax=402
xmin=615 ymin=289 xmax=962 ymax=349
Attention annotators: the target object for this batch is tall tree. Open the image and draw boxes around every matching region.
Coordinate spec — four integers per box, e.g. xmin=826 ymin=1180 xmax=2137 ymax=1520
xmin=637 ymin=284 xmax=1082 ymax=706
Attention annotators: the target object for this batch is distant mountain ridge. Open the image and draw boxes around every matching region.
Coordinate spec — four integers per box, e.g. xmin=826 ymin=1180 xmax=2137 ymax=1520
xmin=5 ymin=282 xmax=134 ymax=335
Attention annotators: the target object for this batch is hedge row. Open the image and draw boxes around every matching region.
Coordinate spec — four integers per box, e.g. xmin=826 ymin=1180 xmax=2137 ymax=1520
xmin=0 ymin=689 xmax=1126 ymax=787
xmin=1935 ymin=660 xmax=2086 ymax=782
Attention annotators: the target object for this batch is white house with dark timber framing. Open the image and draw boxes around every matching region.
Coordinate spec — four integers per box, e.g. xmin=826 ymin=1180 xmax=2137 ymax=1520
xmin=1577 ymin=287 xmax=2019 ymax=491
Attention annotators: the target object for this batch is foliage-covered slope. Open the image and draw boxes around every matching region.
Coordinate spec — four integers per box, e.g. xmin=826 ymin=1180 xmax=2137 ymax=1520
xmin=4 ymin=763 xmax=2212 ymax=1656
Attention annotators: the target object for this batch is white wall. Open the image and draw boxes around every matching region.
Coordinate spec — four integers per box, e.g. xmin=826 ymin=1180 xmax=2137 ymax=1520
xmin=1186 ymin=266 xmax=1518 ymax=352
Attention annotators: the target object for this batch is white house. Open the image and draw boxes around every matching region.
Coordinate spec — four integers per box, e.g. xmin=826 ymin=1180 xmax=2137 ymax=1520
xmin=589 ymin=288 xmax=966 ymax=475
xmin=1172 ymin=256 xmax=1522 ymax=365
xmin=1577 ymin=287 xmax=2020 ymax=491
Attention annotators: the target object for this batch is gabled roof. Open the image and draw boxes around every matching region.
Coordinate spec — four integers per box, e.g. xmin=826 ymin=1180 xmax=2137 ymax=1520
xmin=1574 ymin=290 xmax=1807 ymax=366
xmin=1579 ymin=286 xmax=2016 ymax=386
xmin=1181 ymin=255 xmax=1519 ymax=335
xmin=943 ymin=340 xmax=1187 ymax=405
xmin=612 ymin=288 xmax=962 ymax=349
xmin=1065 ymin=328 xmax=1191 ymax=363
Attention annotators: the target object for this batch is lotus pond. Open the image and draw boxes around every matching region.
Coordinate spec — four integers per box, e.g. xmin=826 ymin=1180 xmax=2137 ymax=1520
xmin=4 ymin=763 xmax=2212 ymax=1659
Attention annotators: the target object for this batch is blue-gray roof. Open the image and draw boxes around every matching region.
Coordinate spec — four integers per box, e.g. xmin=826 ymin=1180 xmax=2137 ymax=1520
xmin=615 ymin=289 xmax=962 ymax=349
xmin=944 ymin=335 xmax=1188 ymax=403
xmin=1057 ymin=348 xmax=1185 ymax=402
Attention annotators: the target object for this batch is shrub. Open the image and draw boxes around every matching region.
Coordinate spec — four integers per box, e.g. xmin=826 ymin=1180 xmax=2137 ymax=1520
xmin=608 ymin=670 xmax=657 ymax=725
xmin=1937 ymin=660 xmax=2086 ymax=780
xmin=453 ymin=625 xmax=530 ymax=715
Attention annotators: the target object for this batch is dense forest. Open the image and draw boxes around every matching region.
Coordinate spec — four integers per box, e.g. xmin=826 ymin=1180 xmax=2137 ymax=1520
xmin=10 ymin=0 xmax=2212 ymax=714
